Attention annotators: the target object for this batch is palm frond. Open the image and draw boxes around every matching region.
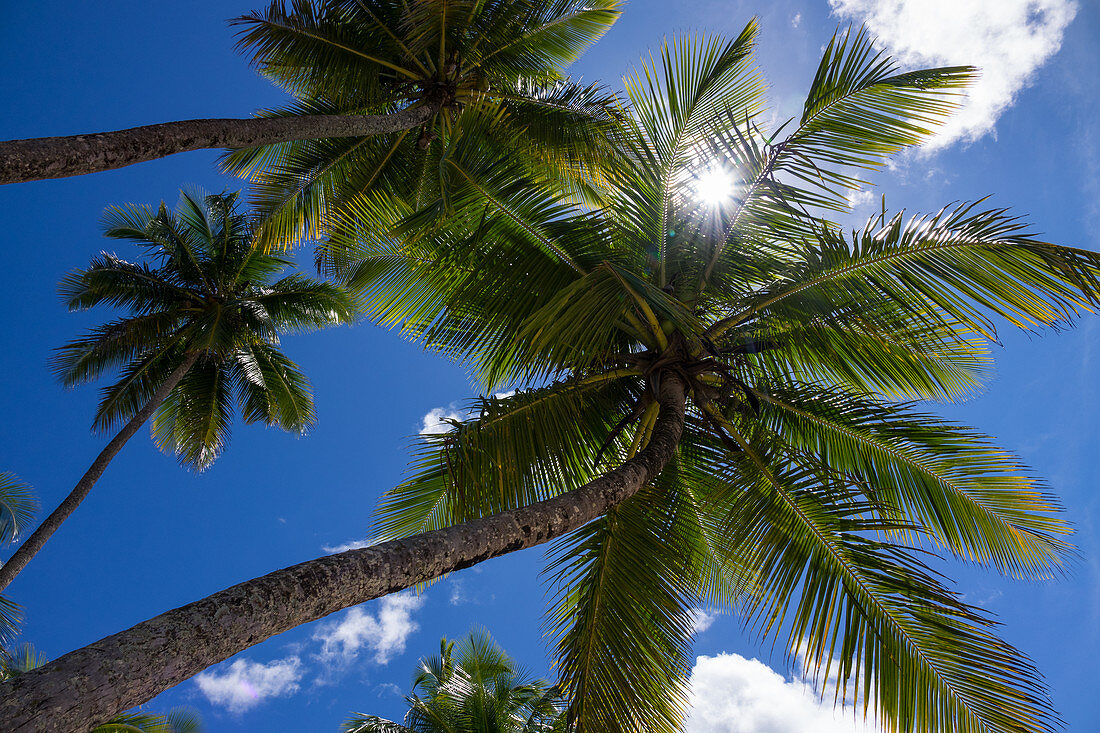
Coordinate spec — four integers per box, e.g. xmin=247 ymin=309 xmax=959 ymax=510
xmin=545 ymin=479 xmax=700 ymax=733
xmin=754 ymin=386 xmax=1071 ymax=578
xmin=0 ymin=474 xmax=37 ymax=546
xmin=151 ymin=357 xmax=234 ymax=470
xmin=713 ymin=423 xmax=1060 ymax=733
xmin=374 ymin=377 xmax=637 ymax=541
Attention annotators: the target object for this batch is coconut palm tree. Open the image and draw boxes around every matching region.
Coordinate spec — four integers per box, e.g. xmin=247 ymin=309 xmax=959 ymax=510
xmin=0 ymin=644 xmax=203 ymax=733
xmin=0 ymin=0 xmax=621 ymax=188
xmin=5 ymin=24 xmax=1100 ymax=733
xmin=343 ymin=631 xmax=566 ymax=733
xmin=0 ymin=190 xmax=356 ymax=592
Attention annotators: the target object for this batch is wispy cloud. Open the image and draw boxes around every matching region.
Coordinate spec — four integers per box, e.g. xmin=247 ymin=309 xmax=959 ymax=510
xmin=194 ymin=656 xmax=303 ymax=714
xmin=689 ymin=607 xmax=719 ymax=634
xmin=829 ymin=0 xmax=1077 ymax=149
xmin=314 ymin=593 xmax=424 ymax=665
xmin=791 ymin=12 xmax=802 ymax=28
xmin=685 ymin=653 xmax=880 ymax=733
xmin=322 ymin=538 xmax=372 ymax=554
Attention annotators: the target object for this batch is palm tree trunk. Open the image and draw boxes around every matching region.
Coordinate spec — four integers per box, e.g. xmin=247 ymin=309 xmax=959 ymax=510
xmin=0 ymin=105 xmax=436 ymax=184
xmin=0 ymin=352 xmax=201 ymax=592
xmin=0 ymin=375 xmax=687 ymax=733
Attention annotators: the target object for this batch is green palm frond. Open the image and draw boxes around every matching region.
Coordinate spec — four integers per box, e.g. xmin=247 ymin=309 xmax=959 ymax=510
xmin=754 ymin=386 xmax=1070 ymax=578
xmin=0 ymin=474 xmax=37 ymax=546
xmin=545 ymin=477 xmax=701 ymax=733
xmin=346 ymin=630 xmax=563 ymax=733
xmin=712 ymin=425 xmax=1058 ymax=733
xmin=342 ymin=715 xmax=415 ymax=733
xmin=374 ymin=377 xmax=638 ymax=541
xmin=713 ymin=202 xmax=1100 ymax=342
xmin=745 ymin=308 xmax=992 ymax=401
xmin=619 ymin=24 xmax=764 ymax=284
xmin=233 ymin=341 xmax=316 ymax=432
xmin=151 ymin=356 xmax=234 ymax=471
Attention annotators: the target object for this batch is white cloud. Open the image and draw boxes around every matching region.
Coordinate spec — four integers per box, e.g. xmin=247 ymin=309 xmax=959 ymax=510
xmin=314 ymin=593 xmax=424 ymax=665
xmin=377 ymin=682 xmax=404 ymax=697
xmin=322 ymin=538 xmax=372 ymax=554
xmin=420 ymin=392 xmax=517 ymax=434
xmin=194 ymin=656 xmax=303 ymax=714
xmin=846 ymin=188 xmax=875 ymax=210
xmin=829 ymin=0 xmax=1077 ymax=148
xmin=421 ymin=405 xmax=465 ymax=434
xmin=689 ymin=607 xmax=719 ymax=634
xmin=791 ymin=12 xmax=802 ymax=28
xmin=449 ymin=578 xmax=469 ymax=606
xmin=685 ymin=653 xmax=880 ymax=733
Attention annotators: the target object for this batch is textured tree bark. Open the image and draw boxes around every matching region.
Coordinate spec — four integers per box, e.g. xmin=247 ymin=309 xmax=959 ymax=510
xmin=0 ymin=352 xmax=200 ymax=592
xmin=0 ymin=105 xmax=435 ymax=184
xmin=0 ymin=375 xmax=687 ymax=732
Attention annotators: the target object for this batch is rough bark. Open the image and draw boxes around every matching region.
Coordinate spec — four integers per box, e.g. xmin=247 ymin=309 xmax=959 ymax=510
xmin=0 ymin=375 xmax=687 ymax=732
xmin=0 ymin=352 xmax=200 ymax=592
xmin=0 ymin=105 xmax=436 ymax=184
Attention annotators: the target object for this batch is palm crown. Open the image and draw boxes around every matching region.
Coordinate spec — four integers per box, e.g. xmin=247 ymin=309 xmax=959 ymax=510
xmin=330 ymin=23 xmax=1100 ymax=733
xmin=54 ymin=189 xmax=357 ymax=469
xmin=224 ymin=0 xmax=624 ymax=249
xmin=344 ymin=631 xmax=565 ymax=733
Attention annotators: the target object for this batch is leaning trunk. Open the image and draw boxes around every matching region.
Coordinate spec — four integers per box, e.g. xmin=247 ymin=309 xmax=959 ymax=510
xmin=0 ymin=106 xmax=436 ymax=184
xmin=0 ymin=352 xmax=201 ymax=592
xmin=0 ymin=375 xmax=687 ymax=732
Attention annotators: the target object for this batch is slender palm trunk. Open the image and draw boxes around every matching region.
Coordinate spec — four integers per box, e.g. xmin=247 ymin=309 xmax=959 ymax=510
xmin=0 ymin=105 xmax=436 ymax=184
xmin=0 ymin=375 xmax=687 ymax=733
xmin=0 ymin=352 xmax=201 ymax=592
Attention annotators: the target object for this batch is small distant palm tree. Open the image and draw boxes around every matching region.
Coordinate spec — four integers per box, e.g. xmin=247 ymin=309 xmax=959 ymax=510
xmin=344 ymin=631 xmax=565 ymax=733
xmin=0 ymin=190 xmax=356 ymax=591
xmin=0 ymin=643 xmax=203 ymax=733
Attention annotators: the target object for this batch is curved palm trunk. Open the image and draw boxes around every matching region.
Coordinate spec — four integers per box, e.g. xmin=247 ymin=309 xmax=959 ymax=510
xmin=0 ymin=352 xmax=201 ymax=592
xmin=0 ymin=375 xmax=687 ymax=733
xmin=0 ymin=106 xmax=436 ymax=184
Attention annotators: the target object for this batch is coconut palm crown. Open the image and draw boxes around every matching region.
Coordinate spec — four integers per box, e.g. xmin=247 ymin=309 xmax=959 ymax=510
xmin=344 ymin=631 xmax=566 ymax=733
xmin=336 ymin=23 xmax=1100 ymax=733
xmin=55 ymin=189 xmax=357 ymax=468
xmin=0 ymin=190 xmax=358 ymax=593
xmin=225 ymin=0 xmax=624 ymax=249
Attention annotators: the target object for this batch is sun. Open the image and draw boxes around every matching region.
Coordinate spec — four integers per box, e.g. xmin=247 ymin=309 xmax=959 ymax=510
xmin=694 ymin=167 xmax=735 ymax=206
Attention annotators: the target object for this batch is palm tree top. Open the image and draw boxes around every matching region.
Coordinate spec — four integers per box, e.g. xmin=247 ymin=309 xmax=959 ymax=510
xmin=344 ymin=630 xmax=565 ymax=733
xmin=53 ymin=189 xmax=358 ymax=469
xmin=224 ymin=0 xmax=626 ymax=249
xmin=234 ymin=0 xmax=621 ymax=109
xmin=352 ymin=23 xmax=1099 ymax=733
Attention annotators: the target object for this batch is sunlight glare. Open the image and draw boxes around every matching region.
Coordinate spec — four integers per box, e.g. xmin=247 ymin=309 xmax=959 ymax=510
xmin=695 ymin=167 xmax=735 ymax=206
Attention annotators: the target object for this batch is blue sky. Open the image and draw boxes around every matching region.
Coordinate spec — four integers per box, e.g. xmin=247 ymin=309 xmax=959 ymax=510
xmin=0 ymin=0 xmax=1098 ymax=730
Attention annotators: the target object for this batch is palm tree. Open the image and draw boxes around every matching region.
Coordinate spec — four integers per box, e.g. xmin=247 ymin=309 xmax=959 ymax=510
xmin=343 ymin=631 xmax=565 ymax=733
xmin=222 ymin=0 xmax=623 ymax=250
xmin=0 ymin=190 xmax=356 ymax=592
xmin=5 ymin=24 xmax=1100 ymax=733
xmin=0 ymin=0 xmax=620 ymax=187
xmin=0 ymin=644 xmax=203 ymax=733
